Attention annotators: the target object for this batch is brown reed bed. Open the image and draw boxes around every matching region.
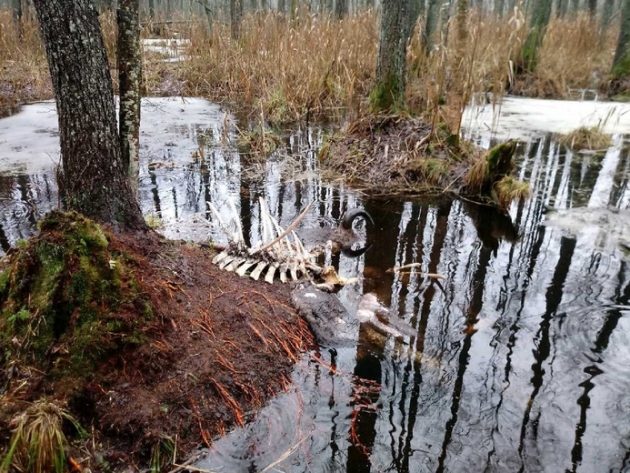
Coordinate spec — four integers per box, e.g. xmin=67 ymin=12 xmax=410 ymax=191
xmin=0 ymin=7 xmax=619 ymax=123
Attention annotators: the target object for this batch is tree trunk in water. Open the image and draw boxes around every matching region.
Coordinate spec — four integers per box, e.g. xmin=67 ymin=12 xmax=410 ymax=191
xmin=519 ymin=0 xmax=552 ymax=73
xmin=369 ymin=0 xmax=413 ymax=111
xmin=610 ymin=0 xmax=630 ymax=94
xmin=587 ymin=0 xmax=596 ymax=19
xmin=231 ymin=0 xmax=243 ymax=39
xmin=423 ymin=0 xmax=441 ymax=55
xmin=32 ymin=0 xmax=145 ymax=229
xmin=118 ymin=0 xmax=141 ymax=196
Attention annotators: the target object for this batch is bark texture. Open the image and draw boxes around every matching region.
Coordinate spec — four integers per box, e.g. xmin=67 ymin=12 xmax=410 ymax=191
xmin=519 ymin=0 xmax=552 ymax=73
xmin=32 ymin=0 xmax=145 ymax=229
xmin=423 ymin=0 xmax=441 ymax=55
xmin=118 ymin=0 xmax=142 ymax=196
xmin=370 ymin=0 xmax=413 ymax=111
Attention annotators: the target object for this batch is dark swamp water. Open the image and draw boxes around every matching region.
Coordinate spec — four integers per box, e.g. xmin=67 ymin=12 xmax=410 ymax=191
xmin=1 ymin=97 xmax=629 ymax=472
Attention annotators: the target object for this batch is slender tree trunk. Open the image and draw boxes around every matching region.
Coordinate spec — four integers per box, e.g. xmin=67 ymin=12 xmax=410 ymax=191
xmin=278 ymin=0 xmax=286 ymax=12
xmin=556 ymin=0 xmax=568 ymax=17
xmin=12 ymin=0 xmax=22 ymax=23
xmin=230 ymin=0 xmax=243 ymax=39
xmin=423 ymin=0 xmax=441 ymax=54
xmin=600 ymin=0 xmax=615 ymax=29
xmin=569 ymin=0 xmax=580 ymax=14
xmin=495 ymin=0 xmax=505 ymax=16
xmin=335 ymin=0 xmax=347 ymax=17
xmin=519 ymin=0 xmax=552 ymax=73
xmin=409 ymin=0 xmax=425 ymax=32
xmin=370 ymin=0 xmax=413 ymax=111
xmin=32 ymin=0 xmax=145 ymax=229
xmin=587 ymin=0 xmax=596 ymax=18
xmin=610 ymin=0 xmax=630 ymax=93
xmin=118 ymin=0 xmax=142 ymax=196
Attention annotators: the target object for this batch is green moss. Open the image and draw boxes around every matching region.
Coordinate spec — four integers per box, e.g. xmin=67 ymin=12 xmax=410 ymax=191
xmin=0 ymin=211 xmax=152 ymax=389
xmin=612 ymin=52 xmax=630 ymax=81
xmin=369 ymin=73 xmax=403 ymax=113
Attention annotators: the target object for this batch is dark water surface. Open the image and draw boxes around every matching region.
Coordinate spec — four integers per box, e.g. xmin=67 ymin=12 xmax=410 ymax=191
xmin=1 ymin=98 xmax=629 ymax=472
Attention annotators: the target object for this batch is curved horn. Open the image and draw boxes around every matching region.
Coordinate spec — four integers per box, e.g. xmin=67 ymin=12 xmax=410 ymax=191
xmin=341 ymin=243 xmax=372 ymax=258
xmin=340 ymin=208 xmax=374 ymax=230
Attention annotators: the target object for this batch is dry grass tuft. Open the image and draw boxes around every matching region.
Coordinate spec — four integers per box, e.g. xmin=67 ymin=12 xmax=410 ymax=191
xmin=1 ymin=399 xmax=84 ymax=473
xmin=511 ymin=13 xmax=616 ymax=97
xmin=558 ymin=125 xmax=612 ymax=151
xmin=464 ymin=154 xmax=490 ymax=192
xmin=0 ymin=11 xmax=50 ymax=117
xmin=493 ymin=175 xmax=531 ymax=209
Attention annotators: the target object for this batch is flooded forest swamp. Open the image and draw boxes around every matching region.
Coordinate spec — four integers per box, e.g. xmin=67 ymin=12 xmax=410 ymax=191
xmin=1 ymin=94 xmax=629 ymax=472
xmin=1 ymin=0 xmax=630 ymax=471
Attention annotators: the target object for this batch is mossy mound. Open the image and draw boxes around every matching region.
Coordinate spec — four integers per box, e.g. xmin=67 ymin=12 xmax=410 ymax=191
xmin=0 ymin=211 xmax=151 ymax=395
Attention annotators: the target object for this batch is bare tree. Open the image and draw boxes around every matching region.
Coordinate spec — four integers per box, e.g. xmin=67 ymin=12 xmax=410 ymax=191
xmin=519 ymin=0 xmax=552 ymax=73
xmin=32 ymin=0 xmax=145 ymax=229
xmin=611 ymin=0 xmax=630 ymax=94
xmin=335 ymin=0 xmax=348 ymax=18
xmin=370 ymin=0 xmax=414 ymax=111
xmin=118 ymin=0 xmax=142 ymax=196
xmin=423 ymin=0 xmax=441 ymax=54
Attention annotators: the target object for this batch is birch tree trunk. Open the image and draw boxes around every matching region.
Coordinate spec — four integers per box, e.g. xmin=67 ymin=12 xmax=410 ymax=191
xmin=32 ymin=0 xmax=145 ymax=229
xmin=118 ymin=0 xmax=141 ymax=196
xmin=519 ymin=0 xmax=552 ymax=73
xmin=370 ymin=0 xmax=413 ymax=111
xmin=610 ymin=0 xmax=630 ymax=94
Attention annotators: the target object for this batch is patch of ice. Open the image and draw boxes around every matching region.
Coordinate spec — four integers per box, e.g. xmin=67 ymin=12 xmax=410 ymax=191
xmin=462 ymin=96 xmax=630 ymax=141
xmin=0 ymin=97 xmax=232 ymax=175
xmin=142 ymin=38 xmax=190 ymax=62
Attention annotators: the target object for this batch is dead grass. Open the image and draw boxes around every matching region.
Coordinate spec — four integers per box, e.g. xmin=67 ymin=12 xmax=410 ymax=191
xmin=0 ymin=399 xmax=84 ymax=473
xmin=493 ymin=175 xmax=531 ymax=209
xmin=558 ymin=125 xmax=613 ymax=151
xmin=511 ymin=13 xmax=617 ymax=97
xmin=0 ymin=7 xmax=619 ymax=124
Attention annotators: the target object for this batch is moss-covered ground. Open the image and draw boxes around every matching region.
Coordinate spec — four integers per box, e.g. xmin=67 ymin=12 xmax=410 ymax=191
xmin=0 ymin=212 xmax=313 ymax=472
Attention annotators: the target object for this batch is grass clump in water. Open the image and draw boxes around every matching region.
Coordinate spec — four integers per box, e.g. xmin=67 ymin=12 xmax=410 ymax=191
xmin=493 ymin=175 xmax=531 ymax=209
xmin=558 ymin=126 xmax=612 ymax=151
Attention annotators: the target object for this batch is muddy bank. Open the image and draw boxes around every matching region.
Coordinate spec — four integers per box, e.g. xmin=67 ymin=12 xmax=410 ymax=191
xmin=0 ymin=212 xmax=313 ymax=471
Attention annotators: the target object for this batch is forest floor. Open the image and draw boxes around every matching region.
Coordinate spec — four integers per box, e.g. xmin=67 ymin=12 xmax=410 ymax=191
xmin=0 ymin=215 xmax=314 ymax=471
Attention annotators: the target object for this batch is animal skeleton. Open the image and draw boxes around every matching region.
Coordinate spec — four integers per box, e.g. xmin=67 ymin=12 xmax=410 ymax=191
xmin=209 ymin=198 xmax=336 ymax=285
